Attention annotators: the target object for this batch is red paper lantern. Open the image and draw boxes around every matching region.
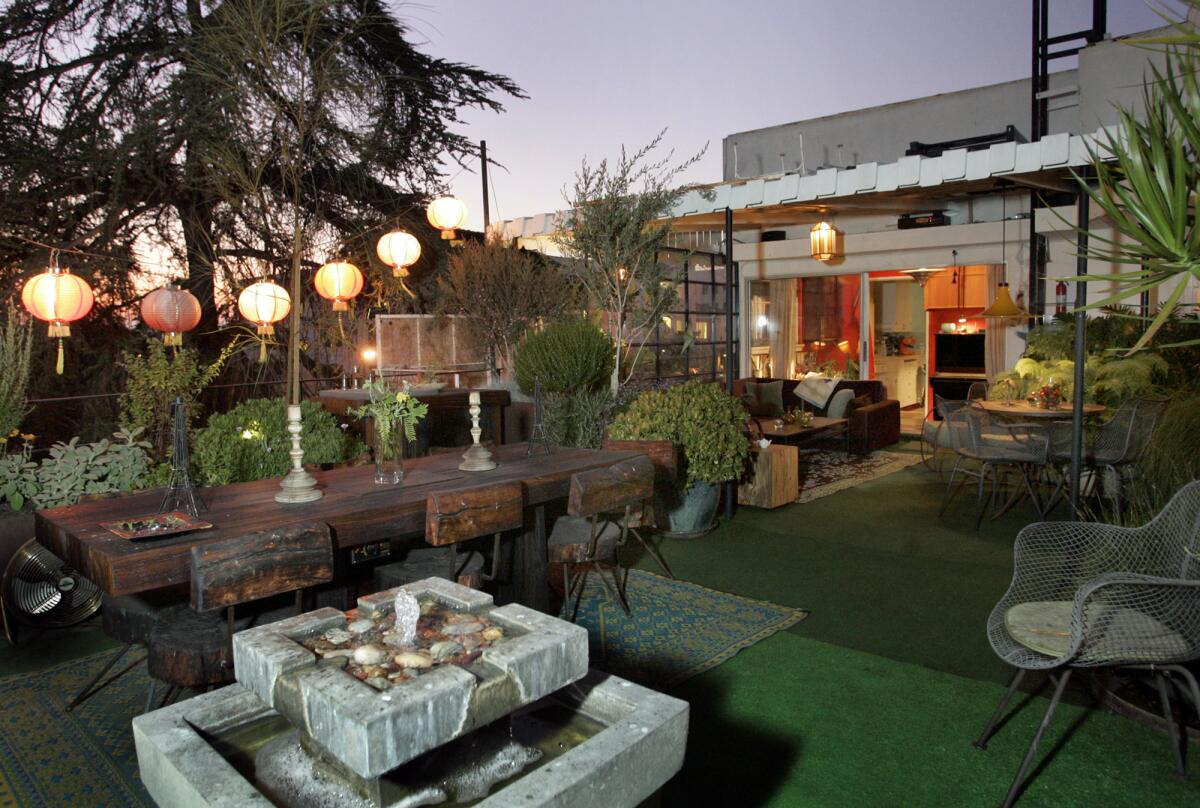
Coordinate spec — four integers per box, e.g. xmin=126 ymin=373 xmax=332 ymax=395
xmin=314 ymin=261 xmax=364 ymax=311
xmin=141 ymin=285 xmax=201 ymax=346
xmin=21 ymin=257 xmax=95 ymax=374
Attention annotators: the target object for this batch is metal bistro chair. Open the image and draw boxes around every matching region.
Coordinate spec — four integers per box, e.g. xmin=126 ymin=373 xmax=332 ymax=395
xmin=939 ymin=405 xmax=1051 ymax=529
xmin=920 ymin=394 xmax=969 ymax=475
xmin=143 ymin=522 xmax=333 ymax=709
xmin=549 ymin=456 xmax=656 ymax=622
xmin=1046 ymin=398 xmax=1169 ymax=518
xmin=975 ymin=480 xmax=1200 ymax=807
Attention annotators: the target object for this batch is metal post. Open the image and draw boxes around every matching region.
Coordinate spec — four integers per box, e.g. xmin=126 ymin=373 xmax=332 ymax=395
xmin=1069 ymin=179 xmax=1090 ymax=519
xmin=480 ymin=140 xmax=490 ymax=231
xmin=724 ymin=206 xmax=736 ymax=522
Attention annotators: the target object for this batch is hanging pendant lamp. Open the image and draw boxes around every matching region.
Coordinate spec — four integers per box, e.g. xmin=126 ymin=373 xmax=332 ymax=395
xmin=141 ymin=284 xmax=201 ymax=347
xmin=427 ymin=195 xmax=468 ymax=241
xmin=981 ymin=195 xmax=1028 ymax=319
xmin=810 ymin=221 xmax=840 ymax=261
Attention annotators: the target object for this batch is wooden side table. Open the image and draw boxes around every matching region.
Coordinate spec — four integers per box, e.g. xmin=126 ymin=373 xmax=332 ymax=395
xmin=738 ymin=443 xmax=799 ymax=509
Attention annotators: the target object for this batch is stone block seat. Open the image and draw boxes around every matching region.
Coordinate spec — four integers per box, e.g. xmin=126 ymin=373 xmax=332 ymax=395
xmin=732 ymin=376 xmax=900 ymax=455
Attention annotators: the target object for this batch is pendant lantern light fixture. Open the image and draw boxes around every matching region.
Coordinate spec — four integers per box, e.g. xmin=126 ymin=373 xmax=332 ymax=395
xmin=237 ymin=280 xmax=291 ymax=336
xmin=810 ymin=220 xmax=841 ymax=261
xmin=313 ymin=261 xmax=364 ymax=311
xmin=141 ymin=284 xmax=201 ymax=347
xmin=376 ymin=230 xmax=421 ymax=278
xmin=21 ymin=250 xmax=95 ymax=374
xmin=426 ymin=195 xmax=468 ymax=241
xmin=980 ymin=193 xmax=1028 ymax=320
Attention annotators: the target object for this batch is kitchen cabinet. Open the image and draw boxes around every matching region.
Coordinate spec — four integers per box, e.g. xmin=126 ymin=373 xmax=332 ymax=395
xmin=924 ymin=266 xmax=988 ymax=310
xmin=872 ymin=281 xmax=918 ymax=332
xmin=874 ymin=355 xmax=922 ymax=408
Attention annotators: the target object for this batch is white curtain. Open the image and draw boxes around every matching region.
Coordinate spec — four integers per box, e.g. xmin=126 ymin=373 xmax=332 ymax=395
xmin=769 ymin=279 xmax=797 ymax=378
xmin=984 ymin=264 xmax=1006 ymax=381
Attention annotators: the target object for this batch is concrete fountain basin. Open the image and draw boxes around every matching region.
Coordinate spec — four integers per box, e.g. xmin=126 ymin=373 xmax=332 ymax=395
xmin=231 ymin=577 xmax=590 ymax=780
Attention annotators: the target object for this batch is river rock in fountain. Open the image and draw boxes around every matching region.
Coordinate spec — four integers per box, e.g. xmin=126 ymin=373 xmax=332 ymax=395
xmin=394 ymin=651 xmax=432 ymax=669
xmin=322 ymin=628 xmax=352 ymax=645
xmin=430 ymin=640 xmax=464 ymax=660
xmin=441 ymin=621 xmax=484 ymax=636
xmin=352 ymin=644 xmax=390 ymax=666
xmin=347 ymin=618 xmax=375 ymax=634
xmin=482 ymin=626 xmax=504 ymax=641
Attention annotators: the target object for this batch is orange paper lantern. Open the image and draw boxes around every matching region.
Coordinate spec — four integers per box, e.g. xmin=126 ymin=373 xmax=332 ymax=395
xmin=314 ymin=261 xmax=363 ymax=311
xmin=426 ymin=195 xmax=467 ymax=240
xmin=141 ymin=285 xmax=201 ymax=346
xmin=21 ymin=259 xmax=94 ymax=374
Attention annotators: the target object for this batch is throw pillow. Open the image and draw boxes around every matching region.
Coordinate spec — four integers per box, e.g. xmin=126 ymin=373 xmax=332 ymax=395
xmin=846 ymin=393 xmax=873 ymax=416
xmin=744 ymin=380 xmax=784 ymax=418
xmin=825 ymin=388 xmax=856 ymax=420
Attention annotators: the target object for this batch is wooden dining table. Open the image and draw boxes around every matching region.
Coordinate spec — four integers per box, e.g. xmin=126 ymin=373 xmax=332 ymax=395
xmin=35 ymin=443 xmax=640 ymax=613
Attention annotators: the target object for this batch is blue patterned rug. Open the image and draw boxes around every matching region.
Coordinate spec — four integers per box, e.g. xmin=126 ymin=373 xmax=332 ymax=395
xmin=567 ymin=569 xmax=808 ymax=689
xmin=0 ymin=650 xmax=153 ymax=807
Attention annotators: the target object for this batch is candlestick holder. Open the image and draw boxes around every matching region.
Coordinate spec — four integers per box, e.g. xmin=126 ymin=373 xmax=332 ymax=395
xmin=459 ymin=391 xmax=496 ymax=471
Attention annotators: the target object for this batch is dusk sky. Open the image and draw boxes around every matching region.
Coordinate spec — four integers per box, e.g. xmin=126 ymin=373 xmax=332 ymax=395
xmin=400 ymin=0 xmax=1178 ymax=231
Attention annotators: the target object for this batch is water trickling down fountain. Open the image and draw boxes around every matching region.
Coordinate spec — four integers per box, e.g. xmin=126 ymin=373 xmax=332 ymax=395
xmin=133 ymin=577 xmax=688 ymax=807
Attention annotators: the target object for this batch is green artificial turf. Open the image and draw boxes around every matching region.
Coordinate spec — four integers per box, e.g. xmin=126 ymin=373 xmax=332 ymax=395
xmin=665 ymin=632 xmax=1200 ymax=807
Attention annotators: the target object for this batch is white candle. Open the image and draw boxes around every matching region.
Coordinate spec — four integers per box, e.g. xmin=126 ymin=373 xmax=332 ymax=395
xmin=469 ymin=391 xmax=480 ymax=406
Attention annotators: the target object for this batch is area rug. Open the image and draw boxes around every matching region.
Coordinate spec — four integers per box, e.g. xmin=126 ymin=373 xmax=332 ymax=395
xmin=796 ymin=447 xmax=923 ymax=504
xmin=0 ymin=650 xmax=153 ymax=807
xmin=567 ymin=569 xmax=808 ymax=689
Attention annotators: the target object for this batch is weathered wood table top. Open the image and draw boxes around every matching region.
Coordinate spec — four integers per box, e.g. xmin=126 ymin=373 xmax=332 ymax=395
xmin=36 ymin=444 xmax=637 ymax=597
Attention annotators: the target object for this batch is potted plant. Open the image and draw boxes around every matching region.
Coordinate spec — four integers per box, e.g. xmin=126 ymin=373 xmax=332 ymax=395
xmin=351 ymin=378 xmax=429 ymax=484
xmin=608 ymin=380 xmax=749 ymax=537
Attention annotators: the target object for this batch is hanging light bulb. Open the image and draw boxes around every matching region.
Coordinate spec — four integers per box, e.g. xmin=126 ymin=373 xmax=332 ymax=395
xmin=21 ymin=250 xmax=94 ymax=374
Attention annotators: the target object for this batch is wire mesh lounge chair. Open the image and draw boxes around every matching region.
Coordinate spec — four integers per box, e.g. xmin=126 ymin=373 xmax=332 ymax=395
xmin=975 ymin=480 xmax=1200 ymax=806
xmin=920 ymin=395 xmax=969 ymax=474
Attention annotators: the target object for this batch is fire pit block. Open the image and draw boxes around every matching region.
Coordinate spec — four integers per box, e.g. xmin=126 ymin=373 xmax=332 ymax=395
xmin=232 ymin=577 xmax=588 ymax=779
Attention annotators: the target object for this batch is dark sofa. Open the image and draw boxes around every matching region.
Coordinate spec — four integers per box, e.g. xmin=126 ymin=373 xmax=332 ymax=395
xmin=732 ymin=377 xmax=901 ymax=455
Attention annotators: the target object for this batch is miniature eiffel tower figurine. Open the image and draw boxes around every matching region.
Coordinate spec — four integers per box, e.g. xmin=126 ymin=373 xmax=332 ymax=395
xmin=526 ymin=376 xmax=552 ymax=457
xmin=159 ymin=395 xmax=204 ymax=516
xmin=459 ymin=391 xmax=497 ymax=471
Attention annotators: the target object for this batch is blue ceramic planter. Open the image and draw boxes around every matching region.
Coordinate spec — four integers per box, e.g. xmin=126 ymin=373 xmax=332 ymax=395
xmin=664 ymin=480 xmax=720 ymax=538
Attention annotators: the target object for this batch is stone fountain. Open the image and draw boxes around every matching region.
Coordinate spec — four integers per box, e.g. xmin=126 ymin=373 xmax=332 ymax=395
xmin=133 ymin=577 xmax=688 ymax=807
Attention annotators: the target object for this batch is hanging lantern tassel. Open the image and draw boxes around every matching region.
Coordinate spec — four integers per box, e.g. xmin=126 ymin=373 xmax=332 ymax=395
xmin=49 ymin=324 xmax=69 ymax=374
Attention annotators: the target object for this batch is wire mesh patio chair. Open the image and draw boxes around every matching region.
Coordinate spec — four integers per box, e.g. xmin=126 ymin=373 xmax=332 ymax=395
xmin=967 ymin=381 xmax=989 ymax=401
xmin=920 ymin=395 xmax=969 ymax=474
xmin=1046 ymin=398 xmax=1168 ymax=518
xmin=938 ymin=405 xmax=1052 ymax=529
xmin=975 ymin=480 xmax=1200 ymax=807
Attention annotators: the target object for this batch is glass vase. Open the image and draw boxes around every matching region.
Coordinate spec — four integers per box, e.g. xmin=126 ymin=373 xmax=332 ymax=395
xmin=373 ymin=424 xmax=407 ymax=485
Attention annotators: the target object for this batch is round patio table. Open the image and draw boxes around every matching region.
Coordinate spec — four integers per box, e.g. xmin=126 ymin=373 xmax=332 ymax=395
xmin=975 ymin=399 xmax=1107 ymax=420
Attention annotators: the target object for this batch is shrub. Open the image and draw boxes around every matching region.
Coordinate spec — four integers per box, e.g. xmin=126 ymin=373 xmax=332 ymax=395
xmin=193 ymin=398 xmax=364 ymax=485
xmin=515 ymin=319 xmax=614 ymax=395
xmin=0 ymin=430 xmax=153 ymax=511
xmin=544 ymin=388 xmax=616 ymax=449
xmin=608 ymin=380 xmax=749 ymax=486
xmin=119 ymin=338 xmax=234 ymax=458
xmin=0 ymin=303 xmax=33 ymax=438
xmin=1124 ymin=394 xmax=1200 ymax=523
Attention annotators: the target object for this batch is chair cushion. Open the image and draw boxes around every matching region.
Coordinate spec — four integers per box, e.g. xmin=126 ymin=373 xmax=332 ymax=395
xmin=1005 ymin=600 xmax=1188 ymax=660
xmin=825 ymin=389 xmax=856 ymax=420
xmin=742 ymin=380 xmax=784 ymax=418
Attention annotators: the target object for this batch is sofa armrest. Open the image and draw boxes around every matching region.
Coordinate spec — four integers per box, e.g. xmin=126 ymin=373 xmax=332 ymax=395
xmin=847 ymin=399 xmax=900 ymax=455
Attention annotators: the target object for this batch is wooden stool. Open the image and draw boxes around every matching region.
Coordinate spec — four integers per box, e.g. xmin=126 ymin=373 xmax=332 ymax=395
xmin=424 ymin=482 xmax=524 ymax=586
xmin=144 ymin=522 xmax=333 ymax=706
xmin=548 ymin=456 xmax=655 ymax=621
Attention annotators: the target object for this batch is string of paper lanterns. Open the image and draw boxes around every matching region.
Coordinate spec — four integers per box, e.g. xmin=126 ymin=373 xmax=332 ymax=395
xmin=313 ymin=261 xmax=364 ymax=311
xmin=21 ymin=251 xmax=94 ymax=374
xmin=426 ymin=195 xmax=468 ymax=241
